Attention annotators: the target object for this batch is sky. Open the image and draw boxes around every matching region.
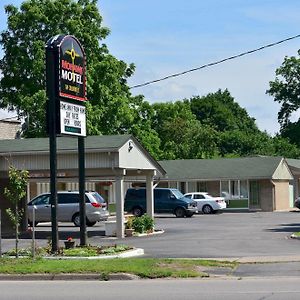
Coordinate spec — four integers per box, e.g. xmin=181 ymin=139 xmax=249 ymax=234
xmin=1 ymin=0 xmax=300 ymax=135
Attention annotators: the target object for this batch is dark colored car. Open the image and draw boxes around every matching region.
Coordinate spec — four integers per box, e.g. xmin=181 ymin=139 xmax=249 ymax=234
xmin=124 ymin=188 xmax=197 ymax=218
xmin=295 ymin=197 xmax=300 ymax=209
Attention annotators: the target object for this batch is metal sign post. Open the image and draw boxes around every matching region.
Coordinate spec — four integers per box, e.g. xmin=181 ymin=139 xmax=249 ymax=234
xmin=31 ymin=206 xmax=36 ymax=258
xmin=46 ymin=37 xmax=59 ymax=253
xmin=79 ymin=137 xmax=87 ymax=245
xmin=0 ymin=209 xmax=2 ymax=257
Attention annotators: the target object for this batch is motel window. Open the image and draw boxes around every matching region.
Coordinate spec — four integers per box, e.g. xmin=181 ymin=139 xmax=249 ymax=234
xmin=197 ymin=181 xmax=207 ymax=192
xmin=240 ymin=180 xmax=248 ymax=198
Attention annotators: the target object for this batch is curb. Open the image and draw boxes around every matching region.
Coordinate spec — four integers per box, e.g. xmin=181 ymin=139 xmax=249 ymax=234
xmin=0 ymin=273 xmax=140 ymax=281
xmin=43 ymin=248 xmax=144 ymax=260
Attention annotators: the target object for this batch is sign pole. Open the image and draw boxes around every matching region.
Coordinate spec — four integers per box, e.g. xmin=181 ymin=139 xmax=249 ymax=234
xmin=46 ymin=38 xmax=59 ymax=253
xmin=0 ymin=209 xmax=2 ymax=257
xmin=79 ymin=137 xmax=87 ymax=245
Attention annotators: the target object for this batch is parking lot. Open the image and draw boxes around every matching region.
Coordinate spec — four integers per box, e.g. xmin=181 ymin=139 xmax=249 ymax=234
xmin=3 ymin=211 xmax=300 ymax=258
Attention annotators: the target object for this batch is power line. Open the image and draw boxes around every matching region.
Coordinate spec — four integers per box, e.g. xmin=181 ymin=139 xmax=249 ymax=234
xmin=130 ymin=34 xmax=300 ymax=89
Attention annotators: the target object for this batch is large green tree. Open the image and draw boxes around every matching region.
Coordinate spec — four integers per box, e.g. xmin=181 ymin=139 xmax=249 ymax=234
xmin=151 ymin=101 xmax=219 ymax=159
xmin=190 ymin=89 xmax=259 ymax=133
xmin=0 ymin=0 xmax=137 ymax=137
xmin=267 ymin=50 xmax=300 ymax=146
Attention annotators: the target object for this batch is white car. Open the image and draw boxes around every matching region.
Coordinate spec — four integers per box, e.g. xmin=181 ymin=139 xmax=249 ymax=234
xmin=184 ymin=192 xmax=227 ymax=214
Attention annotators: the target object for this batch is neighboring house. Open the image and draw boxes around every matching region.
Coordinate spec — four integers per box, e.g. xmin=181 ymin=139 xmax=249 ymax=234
xmin=0 ymin=118 xmax=21 ymax=139
xmin=157 ymin=156 xmax=297 ymax=212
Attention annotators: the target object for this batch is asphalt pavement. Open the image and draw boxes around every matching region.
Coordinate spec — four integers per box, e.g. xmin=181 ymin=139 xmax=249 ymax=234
xmin=2 ymin=211 xmax=300 ymax=278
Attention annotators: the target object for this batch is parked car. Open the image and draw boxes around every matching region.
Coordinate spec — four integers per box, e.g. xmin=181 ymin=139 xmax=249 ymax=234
xmin=27 ymin=191 xmax=109 ymax=226
xmin=184 ymin=192 xmax=227 ymax=214
xmin=124 ymin=188 xmax=198 ymax=218
xmin=294 ymin=197 xmax=300 ymax=209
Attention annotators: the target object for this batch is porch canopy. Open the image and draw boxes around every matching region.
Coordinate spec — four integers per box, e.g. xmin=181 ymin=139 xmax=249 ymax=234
xmin=0 ymin=134 xmax=166 ymax=238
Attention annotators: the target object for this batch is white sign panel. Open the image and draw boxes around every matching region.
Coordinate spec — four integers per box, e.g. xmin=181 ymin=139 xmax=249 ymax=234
xmin=60 ymin=100 xmax=86 ymax=136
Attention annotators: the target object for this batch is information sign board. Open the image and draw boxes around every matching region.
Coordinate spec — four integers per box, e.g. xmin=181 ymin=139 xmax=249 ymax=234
xmin=60 ymin=101 xmax=86 ymax=136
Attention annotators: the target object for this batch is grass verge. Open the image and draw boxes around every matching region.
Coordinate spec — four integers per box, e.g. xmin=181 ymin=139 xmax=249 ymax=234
xmin=0 ymin=258 xmax=237 ymax=278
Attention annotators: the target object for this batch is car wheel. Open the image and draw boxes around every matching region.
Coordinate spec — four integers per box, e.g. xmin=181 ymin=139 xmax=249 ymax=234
xmin=185 ymin=211 xmax=194 ymax=218
xmin=202 ymin=205 xmax=213 ymax=214
xmin=86 ymin=220 xmax=96 ymax=227
xmin=175 ymin=207 xmax=185 ymax=218
xmin=72 ymin=213 xmax=81 ymax=226
xmin=132 ymin=206 xmax=144 ymax=217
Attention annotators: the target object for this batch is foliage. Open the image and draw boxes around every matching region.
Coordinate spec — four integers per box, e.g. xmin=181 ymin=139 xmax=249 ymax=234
xmin=4 ymin=165 xmax=29 ymax=258
xmin=190 ymin=89 xmax=259 ymax=133
xmin=0 ymin=0 xmax=139 ymax=138
xmin=1 ymin=0 xmax=299 ymax=159
xmin=142 ymin=214 xmax=155 ymax=232
xmin=126 ymin=216 xmax=134 ymax=229
xmin=129 ymin=214 xmax=155 ymax=234
xmin=4 ymin=244 xmax=132 ymax=257
xmin=151 ymin=101 xmax=219 ymax=160
xmin=267 ymin=50 xmax=300 ymax=129
xmin=131 ymin=216 xmax=145 ymax=233
xmin=267 ymin=50 xmax=300 ymax=149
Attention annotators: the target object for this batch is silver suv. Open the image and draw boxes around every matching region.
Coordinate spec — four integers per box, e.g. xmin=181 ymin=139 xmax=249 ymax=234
xmin=27 ymin=191 xmax=109 ymax=226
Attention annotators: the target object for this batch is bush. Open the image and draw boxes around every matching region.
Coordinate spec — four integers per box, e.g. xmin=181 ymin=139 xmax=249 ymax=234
xmin=132 ymin=216 xmax=145 ymax=233
xmin=142 ymin=214 xmax=154 ymax=232
xmin=130 ymin=214 xmax=155 ymax=234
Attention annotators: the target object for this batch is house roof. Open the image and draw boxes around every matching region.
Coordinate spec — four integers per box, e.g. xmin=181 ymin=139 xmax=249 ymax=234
xmin=159 ymin=156 xmax=288 ymax=181
xmin=0 ymin=134 xmax=132 ymax=154
xmin=0 ymin=134 xmax=166 ymax=176
xmin=286 ymin=159 xmax=300 ymax=169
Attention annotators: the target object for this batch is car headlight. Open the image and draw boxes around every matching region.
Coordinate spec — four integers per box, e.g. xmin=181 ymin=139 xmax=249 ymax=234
xmin=188 ymin=202 xmax=197 ymax=208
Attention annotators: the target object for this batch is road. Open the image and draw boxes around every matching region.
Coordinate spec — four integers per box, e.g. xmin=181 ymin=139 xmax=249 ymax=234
xmin=1 ymin=278 xmax=300 ymax=300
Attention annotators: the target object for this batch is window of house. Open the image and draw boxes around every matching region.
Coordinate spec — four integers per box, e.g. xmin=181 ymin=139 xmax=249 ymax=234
xmin=221 ymin=180 xmax=230 ymax=199
xmin=240 ymin=180 xmax=248 ymax=198
xmin=197 ymin=181 xmax=207 ymax=192
xmin=231 ymin=180 xmax=239 ymax=198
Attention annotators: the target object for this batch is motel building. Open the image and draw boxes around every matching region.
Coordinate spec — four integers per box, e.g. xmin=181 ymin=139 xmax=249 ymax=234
xmin=1 ymin=135 xmax=300 ymax=238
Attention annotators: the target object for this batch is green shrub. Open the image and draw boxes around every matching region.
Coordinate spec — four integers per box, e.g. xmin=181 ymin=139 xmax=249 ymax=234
xmin=132 ymin=216 xmax=144 ymax=233
xmin=142 ymin=214 xmax=154 ymax=232
xmin=126 ymin=216 xmax=134 ymax=229
xmin=130 ymin=214 xmax=155 ymax=233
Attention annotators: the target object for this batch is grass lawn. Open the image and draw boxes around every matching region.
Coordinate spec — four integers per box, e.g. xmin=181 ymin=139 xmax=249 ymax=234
xmin=0 ymin=258 xmax=237 ymax=279
xmin=108 ymin=203 xmax=116 ymax=213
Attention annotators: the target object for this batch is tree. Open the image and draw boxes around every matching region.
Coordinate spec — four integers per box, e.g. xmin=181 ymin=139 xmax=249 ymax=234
xmin=267 ymin=50 xmax=300 ymax=148
xmin=151 ymin=101 xmax=219 ymax=159
xmin=267 ymin=50 xmax=300 ymax=130
xmin=0 ymin=0 xmax=136 ymax=137
xmin=218 ymin=130 xmax=273 ymax=157
xmin=4 ymin=165 xmax=29 ymax=258
xmin=190 ymin=89 xmax=259 ymax=133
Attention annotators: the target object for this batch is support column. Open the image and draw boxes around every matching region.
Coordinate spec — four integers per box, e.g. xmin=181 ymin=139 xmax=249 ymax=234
xmin=146 ymin=174 xmax=154 ymax=218
xmin=115 ymin=176 xmax=124 ymax=238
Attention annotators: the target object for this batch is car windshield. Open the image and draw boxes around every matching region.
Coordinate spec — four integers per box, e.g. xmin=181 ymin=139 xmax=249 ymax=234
xmin=91 ymin=192 xmax=105 ymax=203
xmin=171 ymin=189 xmax=184 ymax=199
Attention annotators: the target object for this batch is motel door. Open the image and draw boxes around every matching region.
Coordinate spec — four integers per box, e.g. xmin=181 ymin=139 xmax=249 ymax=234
xmin=249 ymin=180 xmax=260 ymax=209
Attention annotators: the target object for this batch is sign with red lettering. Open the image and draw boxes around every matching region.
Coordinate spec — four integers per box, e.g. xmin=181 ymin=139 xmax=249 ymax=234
xmin=59 ymin=36 xmax=86 ymax=101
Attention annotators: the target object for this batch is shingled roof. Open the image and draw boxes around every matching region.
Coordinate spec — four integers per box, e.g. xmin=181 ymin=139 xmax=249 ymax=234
xmin=159 ymin=156 xmax=288 ymax=181
xmin=0 ymin=135 xmax=132 ymax=154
